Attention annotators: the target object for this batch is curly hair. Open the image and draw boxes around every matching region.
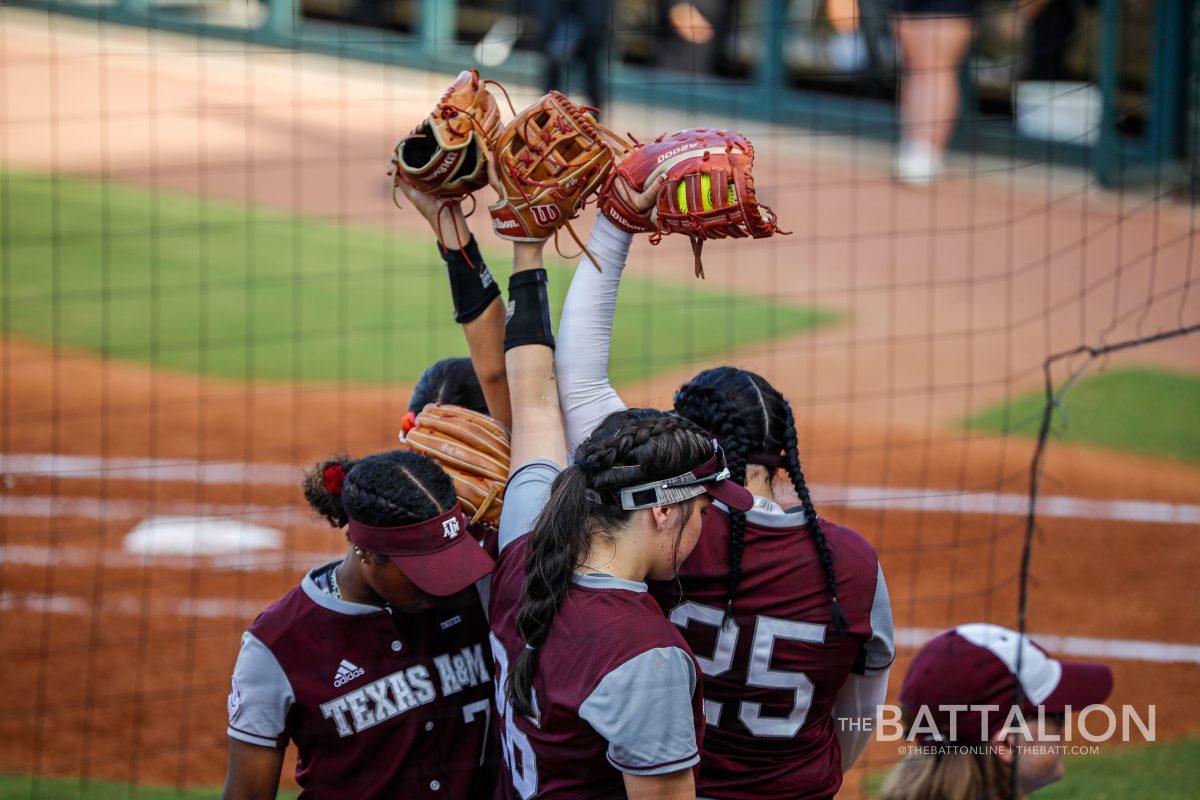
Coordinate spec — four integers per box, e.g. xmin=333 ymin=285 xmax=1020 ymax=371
xmin=302 ymin=450 xmax=456 ymax=534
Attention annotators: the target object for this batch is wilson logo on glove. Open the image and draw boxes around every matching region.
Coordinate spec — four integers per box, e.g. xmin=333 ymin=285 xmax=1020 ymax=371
xmin=488 ymin=90 xmax=624 ymax=260
xmin=428 ymin=151 xmax=461 ymax=179
xmin=531 ymin=205 xmax=562 ymax=226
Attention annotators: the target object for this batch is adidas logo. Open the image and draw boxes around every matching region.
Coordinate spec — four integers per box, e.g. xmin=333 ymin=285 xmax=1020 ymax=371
xmin=333 ymin=659 xmax=365 ymax=688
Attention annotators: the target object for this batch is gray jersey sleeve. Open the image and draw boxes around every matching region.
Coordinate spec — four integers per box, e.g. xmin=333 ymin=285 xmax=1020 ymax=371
xmin=227 ymin=631 xmax=294 ymax=748
xmin=578 ymin=646 xmax=700 ymax=776
xmin=498 ymin=459 xmax=561 ymax=553
xmin=858 ymin=563 xmax=896 ymax=675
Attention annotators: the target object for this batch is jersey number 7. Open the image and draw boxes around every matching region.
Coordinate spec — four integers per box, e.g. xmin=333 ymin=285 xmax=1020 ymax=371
xmin=670 ymin=601 xmax=825 ymax=739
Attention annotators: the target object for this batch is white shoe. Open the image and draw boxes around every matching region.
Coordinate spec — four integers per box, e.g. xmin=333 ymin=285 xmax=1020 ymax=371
xmin=894 ymin=140 xmax=944 ymax=186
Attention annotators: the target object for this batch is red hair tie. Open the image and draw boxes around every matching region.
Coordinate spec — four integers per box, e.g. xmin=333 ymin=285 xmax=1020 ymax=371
xmin=323 ymin=464 xmax=347 ymax=495
xmin=400 ymin=411 xmax=419 ymax=437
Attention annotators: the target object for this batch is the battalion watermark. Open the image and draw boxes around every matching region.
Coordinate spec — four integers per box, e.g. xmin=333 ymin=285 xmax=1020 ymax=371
xmin=838 ymin=704 xmax=1155 ymax=755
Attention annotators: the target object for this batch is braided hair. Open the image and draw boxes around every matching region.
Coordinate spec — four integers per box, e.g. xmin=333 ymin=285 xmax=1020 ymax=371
xmin=303 ymin=450 xmax=457 ymax=563
xmin=408 ymin=357 xmax=488 ymax=415
xmin=506 ymin=409 xmax=713 ymax=717
xmin=674 ymin=367 xmax=846 ymax=631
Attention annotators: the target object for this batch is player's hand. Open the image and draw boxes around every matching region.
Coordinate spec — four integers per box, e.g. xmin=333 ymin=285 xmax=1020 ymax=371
xmin=396 ymin=180 xmax=455 ymax=226
xmin=396 ymin=180 xmax=471 ymax=249
xmin=627 ymin=174 xmax=666 ymax=214
xmin=608 ymin=171 xmax=665 ymax=215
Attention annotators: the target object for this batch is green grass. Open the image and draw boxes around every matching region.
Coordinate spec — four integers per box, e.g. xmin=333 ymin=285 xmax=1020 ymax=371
xmin=8 ymin=739 xmax=1197 ymax=799
xmin=0 ymin=775 xmax=295 ymax=799
xmin=864 ymin=738 xmax=1200 ymax=799
xmin=1035 ymin=738 xmax=1200 ymax=799
xmin=0 ymin=171 xmax=835 ymax=384
xmin=964 ymin=367 xmax=1200 ymax=463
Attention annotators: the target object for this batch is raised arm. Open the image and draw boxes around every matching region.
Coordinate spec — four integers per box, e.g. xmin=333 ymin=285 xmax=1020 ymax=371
xmin=505 ymin=240 xmax=567 ymax=469
xmin=556 ymin=217 xmax=632 ymax=454
xmin=555 ymin=177 xmax=663 ymax=453
xmin=397 ymin=182 xmax=512 ymax=428
xmin=492 ymin=238 xmax=569 ymax=555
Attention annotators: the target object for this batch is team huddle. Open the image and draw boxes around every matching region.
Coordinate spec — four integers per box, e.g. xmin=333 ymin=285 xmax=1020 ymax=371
xmin=221 ymin=72 xmax=1113 ymax=800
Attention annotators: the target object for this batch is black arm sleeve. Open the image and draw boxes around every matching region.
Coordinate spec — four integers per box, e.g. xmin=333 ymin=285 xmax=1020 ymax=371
xmin=438 ymin=236 xmax=502 ymax=324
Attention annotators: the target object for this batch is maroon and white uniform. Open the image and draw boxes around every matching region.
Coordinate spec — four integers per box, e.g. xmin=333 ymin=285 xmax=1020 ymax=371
xmin=489 ymin=461 xmax=705 ymax=799
xmin=227 ymin=562 xmax=498 ymax=799
xmin=650 ymin=500 xmax=894 ymax=800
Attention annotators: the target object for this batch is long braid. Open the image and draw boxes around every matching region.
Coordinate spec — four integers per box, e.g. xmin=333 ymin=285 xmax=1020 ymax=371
xmin=507 ymin=410 xmax=713 ymax=717
xmin=779 ymin=397 xmax=847 ymax=632
xmin=673 ymin=381 xmax=753 ymax=614
xmin=508 ymin=465 xmax=591 ymax=717
xmin=674 ymin=367 xmax=847 ymax=634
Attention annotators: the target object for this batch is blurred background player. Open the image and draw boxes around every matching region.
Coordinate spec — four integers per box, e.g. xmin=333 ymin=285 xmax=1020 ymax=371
xmin=880 ymin=623 xmax=1114 ymax=799
xmin=534 ymin=0 xmax=615 ymax=111
xmin=484 ymin=232 xmax=754 ymax=798
xmin=222 ymin=451 xmax=497 ymax=799
xmin=893 ymin=0 xmax=977 ymax=185
xmin=554 ymin=185 xmax=895 ymax=798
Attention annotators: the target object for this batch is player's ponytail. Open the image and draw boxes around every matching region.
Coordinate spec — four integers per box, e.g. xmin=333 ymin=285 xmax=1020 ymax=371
xmin=506 ymin=410 xmax=713 ymax=718
xmin=508 ymin=463 xmax=592 ymax=717
xmin=675 ymin=367 xmax=846 ymax=632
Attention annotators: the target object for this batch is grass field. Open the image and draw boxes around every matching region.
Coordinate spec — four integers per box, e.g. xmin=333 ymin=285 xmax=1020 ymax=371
xmin=1 ymin=171 xmax=835 ymax=385
xmin=5 ymin=738 xmax=1196 ymax=798
xmin=862 ymin=737 xmax=1199 ymax=799
xmin=964 ymin=366 xmax=1200 ymax=463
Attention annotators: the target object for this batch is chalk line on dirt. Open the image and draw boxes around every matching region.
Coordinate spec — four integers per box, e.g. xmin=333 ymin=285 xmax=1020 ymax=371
xmin=894 ymin=627 xmax=1200 ymax=666
xmin=3 ymin=588 xmax=1196 ymax=664
xmin=3 ymin=453 xmax=1198 ymax=525
xmin=0 ymin=544 xmax=340 ymax=571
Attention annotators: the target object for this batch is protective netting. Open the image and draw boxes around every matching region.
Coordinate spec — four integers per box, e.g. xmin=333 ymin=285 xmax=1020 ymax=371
xmin=1 ymin=3 xmax=1197 ymax=796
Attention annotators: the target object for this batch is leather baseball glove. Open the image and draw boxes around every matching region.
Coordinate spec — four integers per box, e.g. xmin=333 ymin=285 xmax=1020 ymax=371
xmin=598 ymin=128 xmax=786 ymax=277
xmin=399 ymin=403 xmax=510 ymax=527
xmin=488 ymin=91 xmax=623 ymax=252
xmin=391 ymin=69 xmax=510 ymax=204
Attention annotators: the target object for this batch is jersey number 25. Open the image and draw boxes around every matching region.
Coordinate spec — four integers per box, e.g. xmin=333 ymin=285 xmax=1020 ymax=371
xmin=670 ymin=601 xmax=825 ymax=738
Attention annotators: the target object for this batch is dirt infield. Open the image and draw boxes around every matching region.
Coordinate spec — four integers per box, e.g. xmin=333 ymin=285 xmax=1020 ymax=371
xmin=2 ymin=8 xmax=1199 ymax=793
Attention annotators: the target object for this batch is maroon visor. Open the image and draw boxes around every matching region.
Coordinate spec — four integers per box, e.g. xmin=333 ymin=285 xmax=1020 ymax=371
xmin=347 ymin=503 xmax=494 ymax=596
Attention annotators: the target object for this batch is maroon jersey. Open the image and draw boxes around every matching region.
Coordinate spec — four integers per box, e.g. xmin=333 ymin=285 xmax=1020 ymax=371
xmin=488 ymin=461 xmax=706 ymax=799
xmin=227 ymin=562 xmax=498 ymax=799
xmin=650 ymin=501 xmax=894 ymax=800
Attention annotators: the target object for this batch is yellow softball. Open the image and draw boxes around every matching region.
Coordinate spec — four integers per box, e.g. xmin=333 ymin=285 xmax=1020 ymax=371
xmin=675 ymin=174 xmax=735 ymax=212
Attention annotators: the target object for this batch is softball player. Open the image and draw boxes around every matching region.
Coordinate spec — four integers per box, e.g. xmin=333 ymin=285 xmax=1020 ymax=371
xmin=486 ymin=234 xmax=755 ymax=798
xmin=553 ymin=208 xmax=895 ymax=798
xmin=409 ymin=357 xmax=490 ymax=417
xmin=880 ymin=623 xmax=1113 ymax=799
xmin=222 ymin=449 xmax=498 ymax=799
